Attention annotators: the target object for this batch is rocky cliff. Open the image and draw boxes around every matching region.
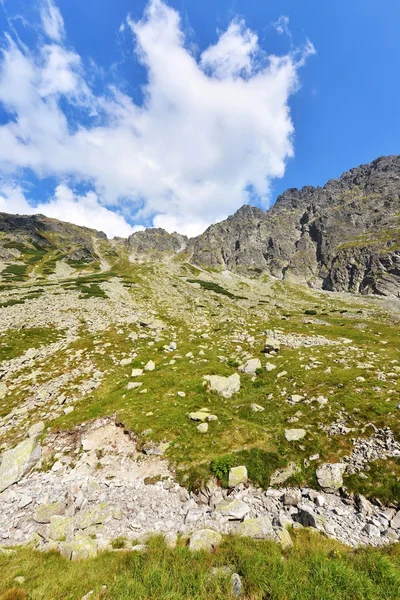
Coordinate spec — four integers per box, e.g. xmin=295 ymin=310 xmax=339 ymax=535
xmin=188 ymin=156 xmax=400 ymax=295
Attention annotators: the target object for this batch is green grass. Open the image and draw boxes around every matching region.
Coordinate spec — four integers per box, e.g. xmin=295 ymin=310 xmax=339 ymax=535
xmin=344 ymin=458 xmax=400 ymax=505
xmin=0 ymin=532 xmax=400 ymax=600
xmin=187 ymin=279 xmax=247 ymax=300
xmin=0 ymin=327 xmax=64 ymax=362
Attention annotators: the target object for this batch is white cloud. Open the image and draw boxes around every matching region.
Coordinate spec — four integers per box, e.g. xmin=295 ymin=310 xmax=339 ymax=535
xmin=200 ymin=20 xmax=258 ymax=79
xmin=0 ymin=0 xmax=315 ymax=237
xmin=40 ymin=0 xmax=65 ymax=42
xmin=0 ymin=183 xmax=138 ymax=238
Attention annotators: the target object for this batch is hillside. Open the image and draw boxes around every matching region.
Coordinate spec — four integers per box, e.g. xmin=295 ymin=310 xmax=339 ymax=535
xmin=0 ymin=158 xmax=400 ymax=599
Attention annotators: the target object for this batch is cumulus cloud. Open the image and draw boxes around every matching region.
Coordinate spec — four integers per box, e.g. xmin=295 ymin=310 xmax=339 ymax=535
xmin=0 ymin=0 xmax=314 ymax=236
xmin=0 ymin=183 xmax=138 ymax=238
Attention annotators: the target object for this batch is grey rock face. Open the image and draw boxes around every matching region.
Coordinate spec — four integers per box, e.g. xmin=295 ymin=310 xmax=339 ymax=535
xmin=127 ymin=228 xmax=188 ymax=257
xmin=189 ymin=156 xmax=400 ymax=296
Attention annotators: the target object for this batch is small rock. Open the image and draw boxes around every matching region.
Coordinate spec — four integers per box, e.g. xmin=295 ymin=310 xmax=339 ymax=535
xmin=285 ymin=429 xmax=306 ymax=442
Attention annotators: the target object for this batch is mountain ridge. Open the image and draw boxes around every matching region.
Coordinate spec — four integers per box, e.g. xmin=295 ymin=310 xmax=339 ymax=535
xmin=1 ymin=154 xmax=400 ymax=295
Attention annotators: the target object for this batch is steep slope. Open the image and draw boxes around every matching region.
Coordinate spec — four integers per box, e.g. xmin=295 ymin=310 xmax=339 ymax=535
xmin=189 ymin=156 xmax=400 ymax=295
xmin=0 ymin=212 xmax=109 ymax=280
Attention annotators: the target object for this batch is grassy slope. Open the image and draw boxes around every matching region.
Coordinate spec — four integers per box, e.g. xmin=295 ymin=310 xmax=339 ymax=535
xmin=1 ymin=531 xmax=400 ymax=600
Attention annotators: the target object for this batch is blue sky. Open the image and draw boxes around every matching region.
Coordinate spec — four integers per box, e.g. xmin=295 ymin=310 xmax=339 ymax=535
xmin=0 ymin=0 xmax=398 ymax=237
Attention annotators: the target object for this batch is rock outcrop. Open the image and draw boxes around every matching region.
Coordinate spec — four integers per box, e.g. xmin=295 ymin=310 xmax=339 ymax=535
xmin=189 ymin=155 xmax=400 ymax=295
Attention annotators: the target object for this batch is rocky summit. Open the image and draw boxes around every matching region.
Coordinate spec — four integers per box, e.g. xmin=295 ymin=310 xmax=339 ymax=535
xmin=0 ymin=157 xmax=400 ymax=593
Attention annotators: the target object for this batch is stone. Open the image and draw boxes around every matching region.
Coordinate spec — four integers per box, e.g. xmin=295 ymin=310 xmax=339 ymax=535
xmin=264 ymin=337 xmax=280 ymax=353
xmin=287 ymin=394 xmax=305 ymax=405
xmin=228 ymin=466 xmax=247 ymax=488
xmin=265 ymin=362 xmax=277 ymax=372
xmin=63 ymin=406 xmax=74 ymax=415
xmin=164 ymin=532 xmax=178 ymax=549
xmin=0 ymin=383 xmax=8 ymax=399
xmin=28 ymin=421 xmax=45 ymax=438
xmin=81 ymin=439 xmax=93 ymax=452
xmin=316 ymin=463 xmax=346 ymax=492
xmin=391 ymin=511 xmax=400 ymax=530
xmin=216 ymin=499 xmax=250 ymax=520
xmin=18 ymin=495 xmax=33 ymax=509
xmin=189 ymin=529 xmax=222 ymax=552
xmin=355 ymin=494 xmax=373 ymax=516
xmin=0 ymin=438 xmax=41 ymax=493
xmin=238 ymin=358 xmax=261 ymax=375
xmin=236 ymin=517 xmax=274 ymax=539
xmin=274 ymin=527 xmax=293 ymax=549
xmin=127 ymin=382 xmax=143 ymax=390
xmin=144 ymin=360 xmax=155 ymax=371
xmin=197 ymin=423 xmax=208 ymax=433
xmin=77 ymin=503 xmax=111 ymax=529
xmin=34 ymin=501 xmax=66 ymax=524
xmin=269 ymin=462 xmax=301 ymax=486
xmin=210 ymin=567 xmax=242 ymax=598
xmin=120 ymin=357 xmax=133 ymax=366
xmin=131 ymin=368 xmax=143 ymax=377
xmin=283 ymin=490 xmax=302 ymax=506
xmin=49 ymin=515 xmax=74 ymax=541
xmin=59 ymin=533 xmax=98 ymax=560
xmin=250 ymin=403 xmax=265 ymax=412
xmin=296 ymin=505 xmax=326 ymax=531
xmin=189 ymin=411 xmax=209 ymax=422
xmin=285 ymin=429 xmax=306 ymax=441
xmin=363 ymin=523 xmax=380 ymax=537
xmin=203 ymin=373 xmax=240 ymax=398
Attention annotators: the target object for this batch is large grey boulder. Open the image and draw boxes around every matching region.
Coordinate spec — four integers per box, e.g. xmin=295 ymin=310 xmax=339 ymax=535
xmin=236 ymin=517 xmax=274 ymax=539
xmin=316 ymin=463 xmax=346 ymax=492
xmin=203 ymin=373 xmax=240 ymax=398
xmin=0 ymin=438 xmax=41 ymax=492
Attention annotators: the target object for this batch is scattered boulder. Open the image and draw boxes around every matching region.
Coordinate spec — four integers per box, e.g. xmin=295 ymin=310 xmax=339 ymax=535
xmin=189 ymin=529 xmax=222 ymax=552
xmin=28 ymin=421 xmax=45 ymax=439
xmin=283 ymin=490 xmax=302 ymax=506
xmin=236 ymin=517 xmax=274 ymax=539
xmin=391 ymin=511 xmax=400 ymax=530
xmin=144 ymin=360 xmax=155 ymax=371
xmin=285 ymin=429 xmax=306 ymax=442
xmin=0 ymin=438 xmax=41 ymax=493
xmin=34 ymin=501 xmax=66 ymax=524
xmin=316 ymin=463 xmax=346 ymax=492
xmin=197 ymin=423 xmax=208 ymax=434
xmin=228 ymin=466 xmax=247 ymax=488
xmin=59 ymin=533 xmax=98 ymax=560
xmin=238 ymin=358 xmax=261 ymax=375
xmin=189 ymin=411 xmax=209 ymax=422
xmin=216 ymin=499 xmax=250 ymax=520
xmin=250 ymin=403 xmax=264 ymax=412
xmin=131 ymin=368 xmax=143 ymax=377
xmin=203 ymin=373 xmax=240 ymax=398
xmin=263 ymin=335 xmax=280 ymax=354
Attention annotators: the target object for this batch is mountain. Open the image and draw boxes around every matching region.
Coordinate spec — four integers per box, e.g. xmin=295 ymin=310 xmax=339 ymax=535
xmin=187 ymin=155 xmax=400 ymax=295
xmin=1 ymin=156 xmax=400 ymax=564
